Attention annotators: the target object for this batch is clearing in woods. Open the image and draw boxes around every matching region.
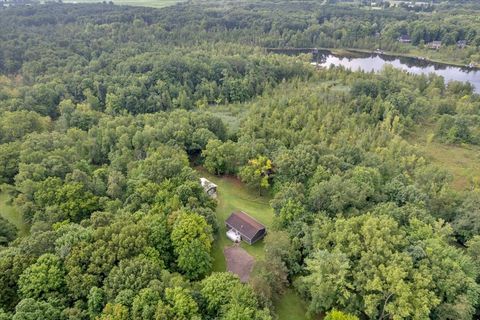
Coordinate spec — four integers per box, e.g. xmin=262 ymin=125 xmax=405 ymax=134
xmin=0 ymin=186 xmax=28 ymax=236
xmin=195 ymin=167 xmax=310 ymax=320
xmin=408 ymin=124 xmax=480 ymax=190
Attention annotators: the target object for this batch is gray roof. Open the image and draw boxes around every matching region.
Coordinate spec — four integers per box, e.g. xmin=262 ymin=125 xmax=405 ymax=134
xmin=225 ymin=211 xmax=265 ymax=240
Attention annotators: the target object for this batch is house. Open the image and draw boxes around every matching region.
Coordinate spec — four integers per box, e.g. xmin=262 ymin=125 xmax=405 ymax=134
xmin=225 ymin=211 xmax=266 ymax=245
xmin=427 ymin=41 xmax=442 ymax=50
xmin=200 ymin=177 xmax=217 ymax=198
xmin=398 ymin=35 xmax=411 ymax=43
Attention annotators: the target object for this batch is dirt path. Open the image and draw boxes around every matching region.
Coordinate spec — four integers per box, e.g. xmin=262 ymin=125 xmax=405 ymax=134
xmin=224 ymin=245 xmax=255 ymax=283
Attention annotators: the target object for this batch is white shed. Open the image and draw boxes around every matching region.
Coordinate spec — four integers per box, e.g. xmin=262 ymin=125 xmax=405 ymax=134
xmin=200 ymin=177 xmax=217 ymax=198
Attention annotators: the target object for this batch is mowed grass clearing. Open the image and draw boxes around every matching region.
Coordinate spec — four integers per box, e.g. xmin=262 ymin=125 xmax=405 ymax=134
xmin=195 ymin=167 xmax=309 ymax=320
xmin=0 ymin=186 xmax=28 ymax=236
xmin=62 ymin=0 xmax=184 ymax=8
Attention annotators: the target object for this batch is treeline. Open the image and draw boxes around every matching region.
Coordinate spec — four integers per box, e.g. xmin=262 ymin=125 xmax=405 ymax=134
xmin=0 ymin=47 xmax=309 ymax=117
xmin=2 ymin=1 xmax=480 ymax=82
xmin=0 ymin=4 xmax=311 ymax=115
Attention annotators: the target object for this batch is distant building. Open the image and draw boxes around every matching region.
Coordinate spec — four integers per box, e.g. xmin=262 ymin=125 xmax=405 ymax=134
xmin=427 ymin=41 xmax=442 ymax=50
xmin=410 ymin=1 xmax=430 ymax=7
xmin=200 ymin=177 xmax=217 ymax=198
xmin=398 ymin=35 xmax=411 ymax=43
xmin=457 ymin=40 xmax=467 ymax=49
xmin=391 ymin=1 xmax=433 ymax=8
xmin=225 ymin=211 xmax=266 ymax=245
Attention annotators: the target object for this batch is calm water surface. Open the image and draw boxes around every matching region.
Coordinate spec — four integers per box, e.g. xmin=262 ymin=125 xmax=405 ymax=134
xmin=315 ymin=51 xmax=480 ymax=93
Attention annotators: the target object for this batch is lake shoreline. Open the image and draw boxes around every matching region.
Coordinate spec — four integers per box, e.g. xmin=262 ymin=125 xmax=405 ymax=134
xmin=266 ymin=47 xmax=479 ymax=71
xmin=268 ymin=46 xmax=480 ymax=93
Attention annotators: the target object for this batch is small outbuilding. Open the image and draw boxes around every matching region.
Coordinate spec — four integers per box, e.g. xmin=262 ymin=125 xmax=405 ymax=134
xmin=398 ymin=34 xmax=411 ymax=43
xmin=457 ymin=40 xmax=467 ymax=49
xmin=225 ymin=211 xmax=266 ymax=245
xmin=200 ymin=177 xmax=217 ymax=198
xmin=427 ymin=41 xmax=442 ymax=50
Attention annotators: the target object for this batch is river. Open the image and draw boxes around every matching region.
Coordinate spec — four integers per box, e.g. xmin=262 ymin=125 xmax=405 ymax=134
xmin=269 ymin=48 xmax=480 ymax=93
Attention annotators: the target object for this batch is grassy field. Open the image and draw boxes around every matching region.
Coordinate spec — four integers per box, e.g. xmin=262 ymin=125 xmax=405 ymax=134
xmin=417 ymin=140 xmax=480 ymax=190
xmin=408 ymin=125 xmax=480 ymax=190
xmin=61 ymin=0 xmax=184 ymax=8
xmin=276 ymin=288 xmax=312 ymax=320
xmin=202 ymin=104 xmax=249 ymax=137
xmin=0 ymin=186 xmax=28 ymax=236
xmin=195 ymin=167 xmax=309 ymax=320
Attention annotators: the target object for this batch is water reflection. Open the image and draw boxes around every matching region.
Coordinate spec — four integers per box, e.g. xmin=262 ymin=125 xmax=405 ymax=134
xmin=315 ymin=50 xmax=480 ymax=93
xmin=267 ymin=48 xmax=480 ymax=93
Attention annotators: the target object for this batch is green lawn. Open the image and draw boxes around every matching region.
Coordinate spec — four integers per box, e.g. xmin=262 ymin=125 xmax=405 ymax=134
xmin=276 ymin=288 xmax=315 ymax=320
xmin=195 ymin=167 xmax=310 ymax=320
xmin=0 ymin=186 xmax=28 ymax=237
xmin=61 ymin=0 xmax=184 ymax=8
xmin=196 ymin=167 xmax=274 ymax=264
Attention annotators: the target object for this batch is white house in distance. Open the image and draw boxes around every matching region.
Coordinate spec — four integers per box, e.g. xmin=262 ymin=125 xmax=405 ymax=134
xmin=200 ymin=177 xmax=217 ymax=198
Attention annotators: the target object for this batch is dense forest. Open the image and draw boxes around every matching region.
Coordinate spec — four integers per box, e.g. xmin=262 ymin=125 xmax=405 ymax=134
xmin=2 ymin=0 xmax=480 ymax=67
xmin=1 ymin=1 xmax=480 ymax=320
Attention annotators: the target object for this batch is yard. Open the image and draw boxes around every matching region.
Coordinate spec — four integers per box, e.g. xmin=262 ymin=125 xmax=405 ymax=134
xmin=195 ymin=167 xmax=309 ymax=320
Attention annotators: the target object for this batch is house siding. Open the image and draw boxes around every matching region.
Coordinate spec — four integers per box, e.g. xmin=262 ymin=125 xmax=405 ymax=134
xmin=250 ymin=229 xmax=266 ymax=244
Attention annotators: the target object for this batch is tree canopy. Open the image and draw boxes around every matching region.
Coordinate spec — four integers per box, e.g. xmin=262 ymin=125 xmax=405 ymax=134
xmin=1 ymin=0 xmax=480 ymax=319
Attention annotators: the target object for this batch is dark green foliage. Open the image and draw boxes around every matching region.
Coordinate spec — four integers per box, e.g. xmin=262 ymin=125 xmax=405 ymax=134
xmin=202 ymin=139 xmax=239 ymax=175
xmin=0 ymin=216 xmax=16 ymax=246
xmin=453 ymin=191 xmax=480 ymax=243
xmin=435 ymin=114 xmax=478 ymax=144
xmin=103 ymin=256 xmax=164 ymax=299
xmin=12 ymin=299 xmax=62 ymax=320
xmin=249 ymin=232 xmax=298 ymax=304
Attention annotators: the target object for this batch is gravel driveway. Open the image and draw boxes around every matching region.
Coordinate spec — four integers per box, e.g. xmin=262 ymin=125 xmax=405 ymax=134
xmin=224 ymin=245 xmax=255 ymax=282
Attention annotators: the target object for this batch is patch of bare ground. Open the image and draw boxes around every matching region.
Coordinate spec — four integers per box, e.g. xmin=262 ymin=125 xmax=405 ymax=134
xmin=224 ymin=245 xmax=255 ymax=283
